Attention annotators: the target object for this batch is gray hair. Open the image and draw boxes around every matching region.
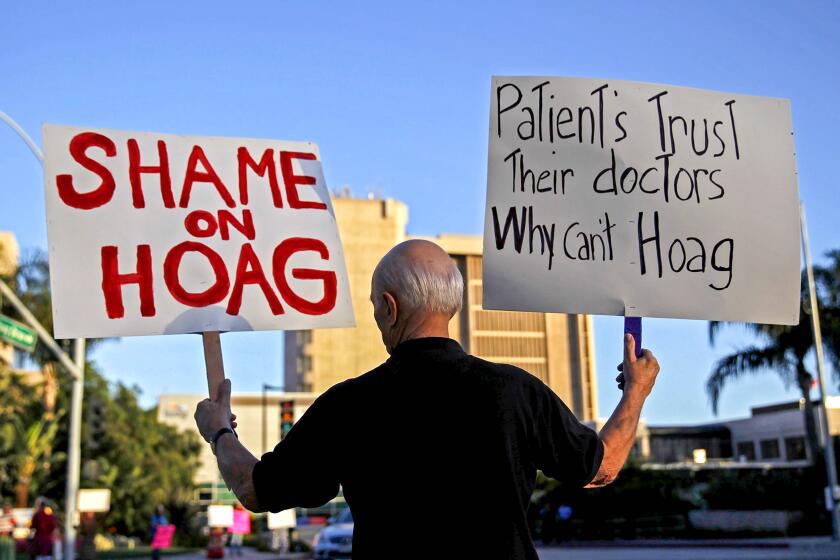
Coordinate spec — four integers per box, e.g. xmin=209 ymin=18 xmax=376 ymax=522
xmin=374 ymin=251 xmax=464 ymax=317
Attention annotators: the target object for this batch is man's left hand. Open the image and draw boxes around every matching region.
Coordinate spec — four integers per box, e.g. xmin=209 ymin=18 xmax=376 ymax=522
xmin=194 ymin=378 xmax=238 ymax=443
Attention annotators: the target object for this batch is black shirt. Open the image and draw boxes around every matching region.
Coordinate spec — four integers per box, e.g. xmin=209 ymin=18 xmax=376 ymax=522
xmin=252 ymin=337 xmax=603 ymax=559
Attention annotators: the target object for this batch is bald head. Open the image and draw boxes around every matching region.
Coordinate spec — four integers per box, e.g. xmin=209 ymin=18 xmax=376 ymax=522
xmin=373 ymin=240 xmax=464 ymax=317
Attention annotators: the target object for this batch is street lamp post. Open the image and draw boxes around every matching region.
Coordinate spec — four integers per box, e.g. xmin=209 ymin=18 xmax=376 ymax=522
xmin=800 ymin=204 xmax=840 ymax=541
xmin=0 ymin=110 xmax=88 ymax=560
xmin=262 ymin=383 xmax=283 ymax=455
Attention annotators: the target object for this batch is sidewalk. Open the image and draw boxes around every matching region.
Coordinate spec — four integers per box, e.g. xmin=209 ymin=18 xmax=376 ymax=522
xmin=540 ymin=536 xmax=840 ymax=549
xmin=537 ymin=537 xmax=840 ymax=550
xmin=537 ymin=537 xmax=840 ymax=560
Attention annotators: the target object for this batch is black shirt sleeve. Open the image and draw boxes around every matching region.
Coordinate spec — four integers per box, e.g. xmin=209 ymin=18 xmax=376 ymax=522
xmin=533 ymin=382 xmax=604 ymax=487
xmin=251 ymin=388 xmax=341 ymax=512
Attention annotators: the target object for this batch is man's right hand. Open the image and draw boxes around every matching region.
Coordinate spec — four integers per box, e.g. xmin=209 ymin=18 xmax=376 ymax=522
xmin=589 ymin=334 xmax=660 ymax=489
xmin=615 ymin=333 xmax=659 ymax=397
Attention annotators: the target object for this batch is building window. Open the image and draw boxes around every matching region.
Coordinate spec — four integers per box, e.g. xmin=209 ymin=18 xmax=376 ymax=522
xmin=784 ymin=436 xmax=807 ymax=460
xmin=296 ymin=355 xmax=312 ymax=374
xmin=760 ymin=438 xmax=780 ymax=460
xmin=736 ymin=441 xmax=756 ymax=461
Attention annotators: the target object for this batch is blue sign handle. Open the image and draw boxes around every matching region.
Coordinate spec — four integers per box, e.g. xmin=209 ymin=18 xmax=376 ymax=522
xmin=624 ymin=316 xmax=643 ymax=358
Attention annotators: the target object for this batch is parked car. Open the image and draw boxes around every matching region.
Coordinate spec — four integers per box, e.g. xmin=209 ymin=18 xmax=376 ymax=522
xmin=312 ymin=507 xmax=353 ymax=559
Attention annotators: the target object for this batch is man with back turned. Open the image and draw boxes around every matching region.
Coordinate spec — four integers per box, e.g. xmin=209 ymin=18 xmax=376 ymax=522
xmin=195 ymin=239 xmax=660 ymax=559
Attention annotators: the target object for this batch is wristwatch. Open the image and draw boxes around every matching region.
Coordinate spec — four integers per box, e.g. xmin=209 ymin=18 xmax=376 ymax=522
xmin=210 ymin=426 xmax=237 ymax=455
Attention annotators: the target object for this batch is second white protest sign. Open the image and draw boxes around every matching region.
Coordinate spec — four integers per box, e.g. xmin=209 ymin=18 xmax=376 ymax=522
xmin=483 ymin=76 xmax=800 ymax=325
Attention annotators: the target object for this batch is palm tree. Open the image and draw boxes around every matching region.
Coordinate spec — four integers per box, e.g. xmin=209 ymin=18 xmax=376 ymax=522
xmin=707 ymin=253 xmax=840 ymax=462
xmin=0 ymin=410 xmax=65 ymax=507
xmin=0 ymin=250 xmax=105 ymax=505
xmin=814 ymin=250 xmax=840 ymax=375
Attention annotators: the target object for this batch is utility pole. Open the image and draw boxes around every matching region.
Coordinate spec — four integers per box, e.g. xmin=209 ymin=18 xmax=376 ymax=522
xmin=1 ymin=110 xmax=88 ymax=560
xmin=66 ymin=338 xmax=86 ymax=555
xmin=800 ymin=203 xmax=840 ymax=541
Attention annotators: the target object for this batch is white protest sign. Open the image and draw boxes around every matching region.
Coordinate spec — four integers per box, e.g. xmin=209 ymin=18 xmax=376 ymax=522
xmin=267 ymin=509 xmax=296 ymax=529
xmin=207 ymin=504 xmax=234 ymax=528
xmin=77 ymin=489 xmax=111 ymax=513
xmin=483 ymin=77 xmax=801 ymax=325
xmin=44 ymin=124 xmax=355 ymax=338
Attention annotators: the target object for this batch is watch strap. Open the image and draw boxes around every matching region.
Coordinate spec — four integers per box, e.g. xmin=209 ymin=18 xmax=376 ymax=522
xmin=211 ymin=427 xmax=236 ymax=454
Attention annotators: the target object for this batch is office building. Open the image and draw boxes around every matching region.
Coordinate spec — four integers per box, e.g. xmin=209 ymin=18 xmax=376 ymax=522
xmin=284 ymin=195 xmax=408 ymax=394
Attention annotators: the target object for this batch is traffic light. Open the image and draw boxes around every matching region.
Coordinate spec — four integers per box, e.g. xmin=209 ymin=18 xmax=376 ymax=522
xmin=280 ymin=400 xmax=295 ymax=439
xmin=85 ymin=395 xmax=106 ymax=451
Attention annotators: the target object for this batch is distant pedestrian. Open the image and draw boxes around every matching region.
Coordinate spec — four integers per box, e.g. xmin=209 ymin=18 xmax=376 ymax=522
xmin=0 ymin=501 xmax=17 ymax=560
xmin=227 ymin=504 xmax=250 ymax=557
xmin=557 ymin=504 xmax=573 ymax=542
xmin=79 ymin=512 xmax=97 ymax=560
xmin=149 ymin=505 xmax=167 ymax=560
xmin=29 ymin=498 xmax=56 ymax=560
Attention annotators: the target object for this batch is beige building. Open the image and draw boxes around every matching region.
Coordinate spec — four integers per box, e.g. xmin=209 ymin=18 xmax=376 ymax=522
xmin=0 ymin=232 xmax=20 ymax=367
xmin=284 ymin=195 xmax=598 ymax=421
xmin=158 ymin=392 xmax=318 ymax=488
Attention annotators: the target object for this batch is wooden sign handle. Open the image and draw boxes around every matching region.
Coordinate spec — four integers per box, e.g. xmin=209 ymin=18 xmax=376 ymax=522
xmin=203 ymin=331 xmax=225 ymax=400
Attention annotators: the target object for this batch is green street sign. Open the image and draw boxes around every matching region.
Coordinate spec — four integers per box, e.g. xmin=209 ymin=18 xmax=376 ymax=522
xmin=0 ymin=314 xmax=37 ymax=353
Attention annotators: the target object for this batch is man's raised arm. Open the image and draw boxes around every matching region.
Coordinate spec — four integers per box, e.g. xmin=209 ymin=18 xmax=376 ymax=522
xmin=194 ymin=379 xmax=263 ymax=512
xmin=586 ymin=334 xmax=659 ymax=488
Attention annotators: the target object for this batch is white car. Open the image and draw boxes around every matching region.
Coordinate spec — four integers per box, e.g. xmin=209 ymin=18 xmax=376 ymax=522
xmin=313 ymin=508 xmax=353 ymax=559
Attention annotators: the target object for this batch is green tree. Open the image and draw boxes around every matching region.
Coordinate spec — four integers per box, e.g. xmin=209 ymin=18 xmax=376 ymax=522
xmin=79 ymin=366 xmax=203 ymax=537
xmin=1 ymin=251 xmax=202 ymax=537
xmin=0 ymin=367 xmax=64 ymax=506
xmin=707 ymin=253 xmax=840 ymax=461
xmin=1 ymin=249 xmax=88 ymax=486
xmin=0 ymin=249 xmax=96 ymax=508
xmin=1 ymin=361 xmax=202 ymax=535
xmin=8 ymin=415 xmax=65 ymax=507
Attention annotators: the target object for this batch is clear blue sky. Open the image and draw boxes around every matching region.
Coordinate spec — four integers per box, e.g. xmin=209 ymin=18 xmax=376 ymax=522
xmin=1 ymin=1 xmax=838 ymax=423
